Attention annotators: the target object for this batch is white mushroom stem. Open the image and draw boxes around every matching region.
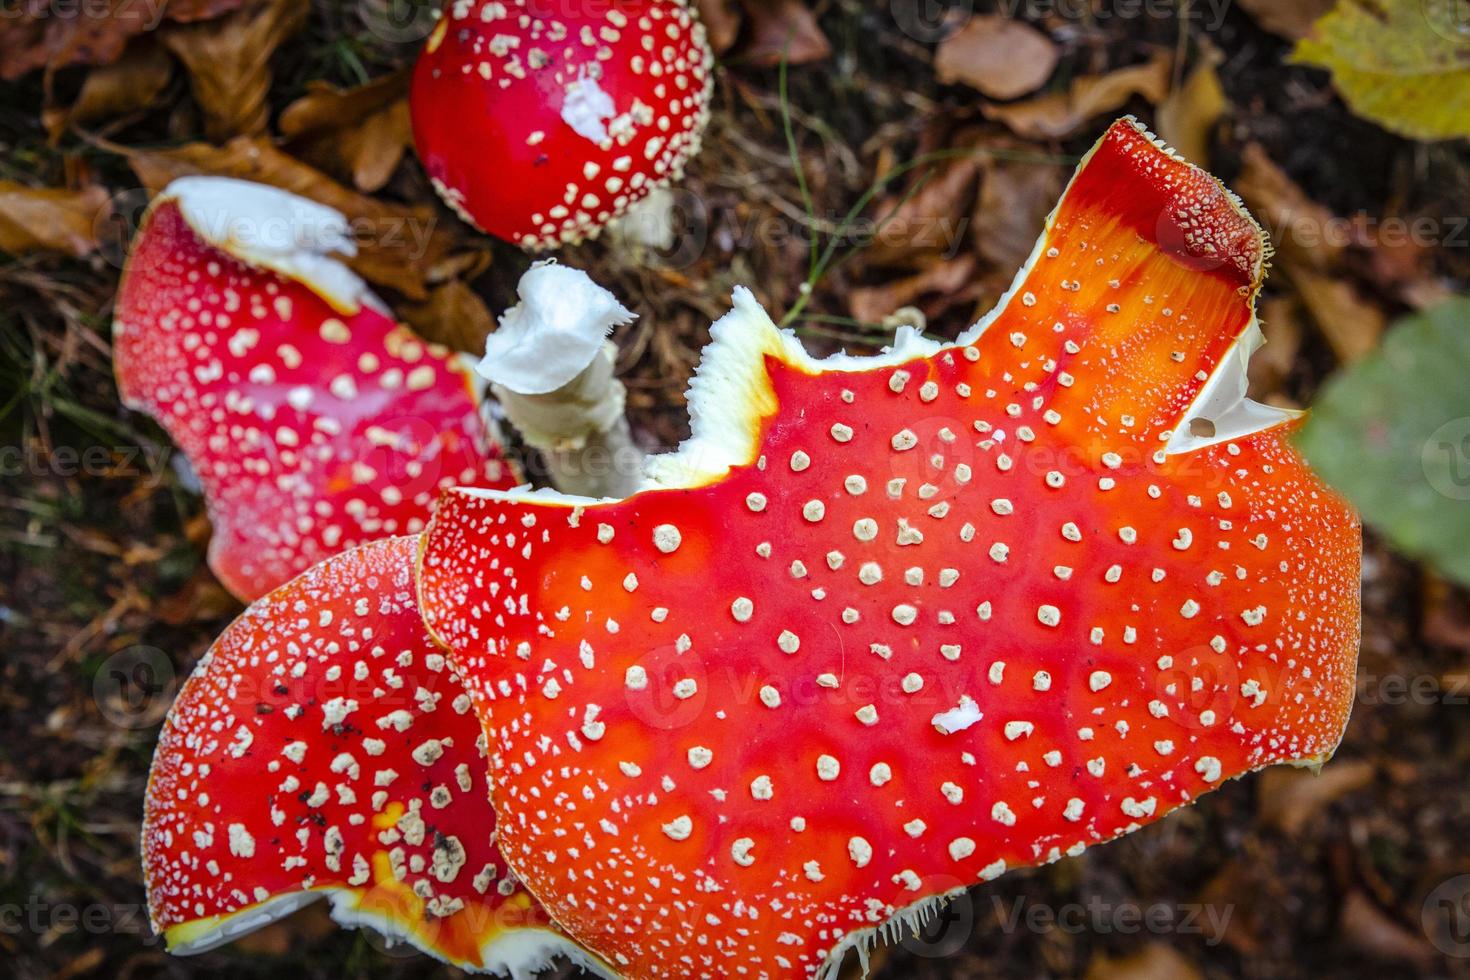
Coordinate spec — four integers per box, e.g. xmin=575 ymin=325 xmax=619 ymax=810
xmin=479 ymin=262 xmax=644 ymax=498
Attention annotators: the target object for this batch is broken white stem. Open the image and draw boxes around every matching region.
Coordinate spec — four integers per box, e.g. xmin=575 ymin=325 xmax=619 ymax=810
xmin=479 ymin=263 xmax=644 ymax=498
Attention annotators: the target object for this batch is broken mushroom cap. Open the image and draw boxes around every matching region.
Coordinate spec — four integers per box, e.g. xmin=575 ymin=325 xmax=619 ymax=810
xmin=142 ymin=535 xmax=609 ymax=976
xmin=417 ymin=118 xmax=1361 ymax=979
xmin=113 ymin=177 xmax=517 ymax=602
xmin=410 ymin=0 xmax=714 ymax=249
xmin=479 ymin=261 xmax=645 ymax=498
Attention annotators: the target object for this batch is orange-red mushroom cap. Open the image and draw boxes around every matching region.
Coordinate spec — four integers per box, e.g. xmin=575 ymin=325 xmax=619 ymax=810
xmin=417 ymin=119 xmax=1361 ymax=979
xmin=410 ymin=0 xmax=714 ymax=249
xmin=113 ymin=177 xmax=517 ymax=602
xmin=142 ymin=535 xmax=608 ymax=976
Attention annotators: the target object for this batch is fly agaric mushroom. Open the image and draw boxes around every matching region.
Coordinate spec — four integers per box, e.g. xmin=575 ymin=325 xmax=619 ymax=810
xmin=416 ymin=118 xmax=1361 ymax=979
xmin=143 ymin=535 xmax=610 ymax=976
xmin=410 ymin=0 xmax=714 ymax=249
xmin=481 ymin=261 xmax=644 ymax=498
xmin=113 ymin=177 xmax=517 ymax=601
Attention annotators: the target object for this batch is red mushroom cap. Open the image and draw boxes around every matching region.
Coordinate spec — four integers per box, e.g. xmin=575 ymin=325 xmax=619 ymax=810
xmin=410 ymin=0 xmax=714 ymax=249
xmin=417 ymin=119 xmax=1361 ymax=979
xmin=142 ymin=535 xmax=608 ymax=975
xmin=113 ymin=177 xmax=517 ymax=602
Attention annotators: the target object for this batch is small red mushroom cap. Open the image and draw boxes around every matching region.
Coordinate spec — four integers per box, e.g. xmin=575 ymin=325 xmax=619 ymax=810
xmin=410 ymin=0 xmax=714 ymax=249
xmin=113 ymin=177 xmax=517 ymax=601
xmin=142 ymin=535 xmax=608 ymax=976
xmin=418 ymin=119 xmax=1362 ymax=979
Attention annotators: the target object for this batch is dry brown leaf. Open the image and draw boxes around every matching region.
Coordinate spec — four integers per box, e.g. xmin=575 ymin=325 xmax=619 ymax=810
xmin=935 ymin=15 xmax=1058 ymax=101
xmin=972 ymin=158 xmax=1063 ymax=276
xmin=697 ymin=0 xmax=743 ymax=55
xmin=281 ymin=71 xmax=413 ymax=193
xmin=160 ymin=0 xmax=308 ymax=140
xmin=1257 ymin=758 xmax=1375 ymax=835
xmin=1339 ymin=891 xmax=1436 ymax=969
xmin=1235 ymin=0 xmax=1334 ymax=39
xmin=1287 ymin=265 xmax=1387 ymax=363
xmin=0 ymin=181 xmax=111 ymax=257
xmin=43 ymin=42 xmax=174 ymax=140
xmin=982 ymin=52 xmax=1172 ymax=140
xmin=1084 ymin=943 xmax=1204 ymax=980
xmin=121 ymin=137 xmax=457 ymax=300
xmin=849 ymin=254 xmax=978 ymax=326
xmin=398 ymin=278 xmax=497 ymax=354
xmin=1248 ymin=295 xmax=1305 ymax=399
xmin=0 ymin=0 xmax=245 ymax=81
xmin=1156 ymin=46 xmax=1227 ymax=166
xmin=1234 ymin=143 xmax=1342 ymax=271
xmin=1234 ymin=143 xmax=1388 ymax=361
xmin=741 ymin=0 xmax=832 ymax=66
xmin=866 ymin=153 xmax=984 ymax=269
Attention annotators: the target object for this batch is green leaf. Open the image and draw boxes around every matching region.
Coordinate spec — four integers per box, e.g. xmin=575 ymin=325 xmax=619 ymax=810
xmin=1296 ymin=297 xmax=1470 ymax=584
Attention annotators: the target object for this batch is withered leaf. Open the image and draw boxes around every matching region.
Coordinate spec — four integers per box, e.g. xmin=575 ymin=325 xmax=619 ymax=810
xmin=398 ymin=278 xmax=497 ymax=355
xmin=1235 ymin=0 xmax=1334 ymax=40
xmin=982 ymin=52 xmax=1173 ymax=140
xmin=1156 ymin=45 xmax=1227 ymax=167
xmin=935 ymin=15 xmax=1058 ymax=101
xmin=280 ymin=70 xmax=413 ymax=193
xmin=160 ymin=0 xmax=308 ymax=141
xmin=849 ymin=254 xmax=978 ymax=326
xmin=43 ymin=41 xmax=174 ymax=140
xmin=697 ymin=0 xmax=743 ymax=55
xmin=1257 ymin=759 xmax=1375 ymax=835
xmin=0 ymin=181 xmax=111 ymax=257
xmin=0 ymin=0 xmax=245 ymax=81
xmin=120 ymin=137 xmax=457 ymax=300
xmin=741 ymin=0 xmax=832 ymax=66
xmin=1234 ymin=143 xmax=1387 ymax=361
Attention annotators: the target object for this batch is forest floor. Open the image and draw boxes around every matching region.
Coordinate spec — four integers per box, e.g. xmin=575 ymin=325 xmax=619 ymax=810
xmin=1 ymin=1 xmax=1469 ymax=979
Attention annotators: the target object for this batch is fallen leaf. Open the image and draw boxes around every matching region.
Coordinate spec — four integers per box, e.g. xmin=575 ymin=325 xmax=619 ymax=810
xmin=1339 ymin=890 xmax=1436 ymax=969
xmin=1084 ymin=943 xmax=1204 ymax=980
xmin=120 ymin=137 xmax=457 ymax=300
xmin=1234 ymin=143 xmax=1387 ymax=360
xmin=697 ymin=0 xmax=743 ymax=54
xmin=1293 ymin=0 xmax=1470 ymax=141
xmin=935 ymin=15 xmax=1058 ymax=100
xmin=43 ymin=41 xmax=174 ymax=140
xmin=398 ymin=278 xmax=497 ymax=355
xmin=848 ymin=253 xmax=977 ymax=325
xmin=983 ymin=52 xmax=1172 ymax=140
xmin=866 ymin=151 xmax=984 ymax=268
xmin=280 ymin=70 xmax=413 ymax=193
xmin=1247 ymin=295 xmax=1304 ymax=399
xmin=0 ymin=0 xmax=245 ymax=81
xmin=972 ymin=157 xmax=1063 ymax=277
xmin=1297 ymin=297 xmax=1470 ymax=586
xmin=1286 ymin=264 xmax=1387 ymax=363
xmin=1423 ymin=575 xmax=1470 ymax=653
xmin=1156 ymin=45 xmax=1227 ymax=166
xmin=1234 ymin=143 xmax=1343 ymax=271
xmin=0 ymin=181 xmax=111 ymax=257
xmin=1258 ymin=759 xmax=1376 ymax=835
xmin=741 ymin=0 xmax=832 ymax=66
xmin=1235 ymin=0 xmax=1334 ymax=40
xmin=160 ymin=0 xmax=308 ymax=140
